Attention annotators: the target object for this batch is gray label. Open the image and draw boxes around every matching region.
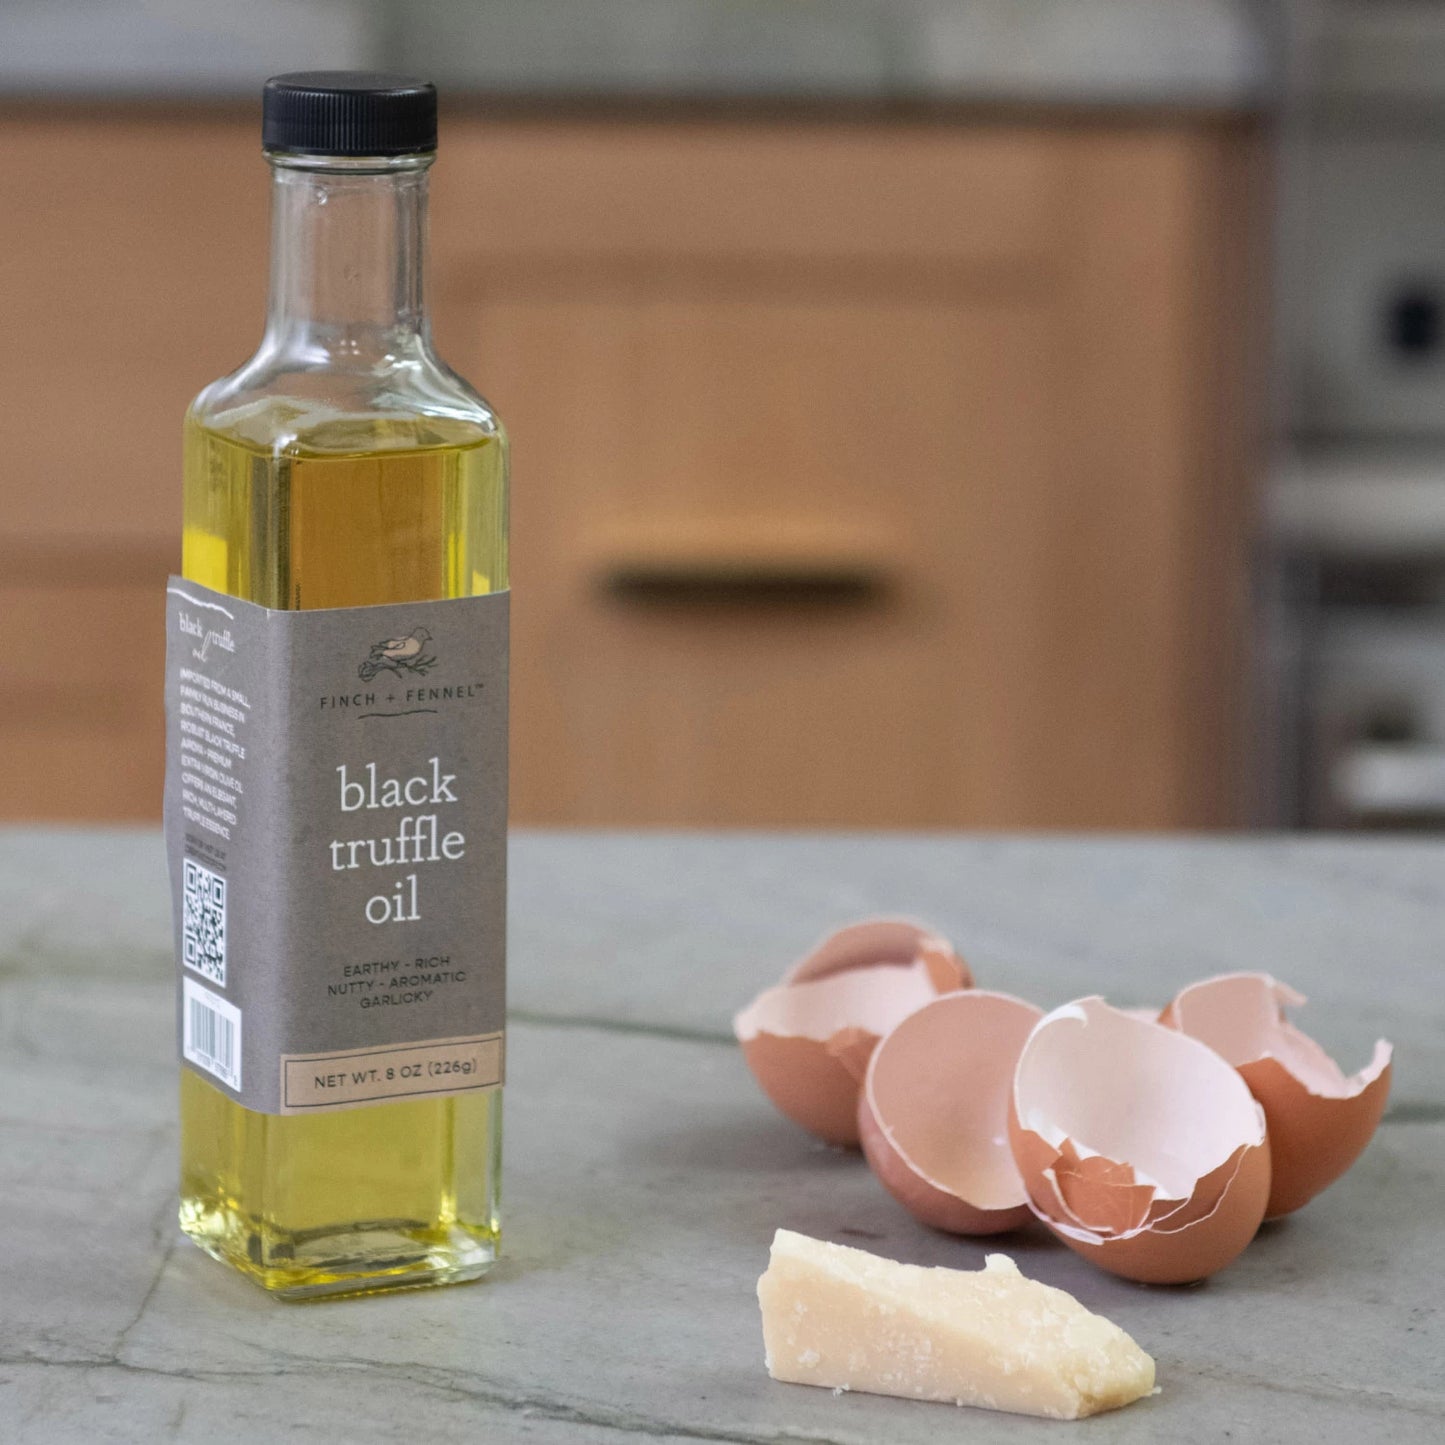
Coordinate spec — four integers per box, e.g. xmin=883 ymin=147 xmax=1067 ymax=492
xmin=164 ymin=578 xmax=508 ymax=1114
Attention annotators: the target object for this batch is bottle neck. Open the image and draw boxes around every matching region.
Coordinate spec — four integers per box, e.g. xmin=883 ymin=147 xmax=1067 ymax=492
xmin=262 ymin=153 xmax=433 ymax=365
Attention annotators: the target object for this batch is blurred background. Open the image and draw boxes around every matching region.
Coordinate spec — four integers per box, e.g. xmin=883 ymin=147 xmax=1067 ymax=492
xmin=3 ymin=1 xmax=1444 ymax=833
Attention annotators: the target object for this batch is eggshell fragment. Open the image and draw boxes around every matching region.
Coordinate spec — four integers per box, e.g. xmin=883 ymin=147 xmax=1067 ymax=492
xmin=784 ymin=918 xmax=970 ymax=994
xmin=734 ymin=920 xmax=970 ymax=1147
xmin=858 ymin=991 xmax=1042 ymax=1234
xmin=1160 ymin=973 xmax=1392 ymax=1218
xmin=1010 ymin=998 xmax=1270 ymax=1284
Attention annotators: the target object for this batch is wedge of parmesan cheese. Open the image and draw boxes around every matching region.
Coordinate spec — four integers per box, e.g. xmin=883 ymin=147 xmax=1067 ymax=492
xmin=757 ymin=1229 xmax=1156 ymax=1420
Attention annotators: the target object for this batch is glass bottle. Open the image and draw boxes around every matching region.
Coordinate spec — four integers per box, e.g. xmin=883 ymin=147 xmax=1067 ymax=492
xmin=177 ymin=73 xmax=506 ymax=1299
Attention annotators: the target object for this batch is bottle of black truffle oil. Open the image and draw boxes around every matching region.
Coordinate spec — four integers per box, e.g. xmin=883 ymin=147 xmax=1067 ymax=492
xmin=164 ymin=74 xmax=508 ymax=1298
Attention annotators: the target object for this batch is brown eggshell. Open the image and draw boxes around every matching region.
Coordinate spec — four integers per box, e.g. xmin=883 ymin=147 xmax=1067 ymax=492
xmin=1010 ymin=998 xmax=1271 ymax=1284
xmin=858 ymin=991 xmax=1042 ymax=1234
xmin=739 ymin=1032 xmax=866 ymax=1146
xmin=1161 ymin=972 xmax=1392 ymax=1217
xmin=1043 ymin=1142 xmax=1155 ymax=1237
xmin=734 ymin=920 xmax=968 ymax=1147
xmin=784 ymin=918 xmax=971 ymax=991
xmin=1142 ymin=1145 xmax=1259 ymax=1233
xmin=1052 ymin=1141 xmax=1272 ymax=1285
xmin=856 ymin=1089 xmax=1000 ymax=1234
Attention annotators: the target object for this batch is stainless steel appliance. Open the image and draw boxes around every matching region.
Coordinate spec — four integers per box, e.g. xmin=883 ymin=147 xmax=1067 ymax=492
xmin=1272 ymin=0 xmax=1445 ymax=827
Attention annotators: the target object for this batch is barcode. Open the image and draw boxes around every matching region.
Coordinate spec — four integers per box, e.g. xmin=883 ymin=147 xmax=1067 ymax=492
xmin=182 ymin=857 xmax=227 ymax=985
xmin=183 ymin=978 xmax=242 ymax=1091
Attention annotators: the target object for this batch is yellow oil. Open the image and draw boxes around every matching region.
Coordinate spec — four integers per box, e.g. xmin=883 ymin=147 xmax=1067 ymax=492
xmin=179 ymin=401 xmax=507 ymax=1299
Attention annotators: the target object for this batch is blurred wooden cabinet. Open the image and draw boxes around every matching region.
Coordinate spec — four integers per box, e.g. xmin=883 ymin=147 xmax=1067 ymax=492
xmin=0 ymin=109 xmax=1260 ymax=827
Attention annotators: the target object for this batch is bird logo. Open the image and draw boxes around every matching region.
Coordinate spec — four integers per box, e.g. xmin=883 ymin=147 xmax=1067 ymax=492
xmin=359 ymin=626 xmax=436 ymax=681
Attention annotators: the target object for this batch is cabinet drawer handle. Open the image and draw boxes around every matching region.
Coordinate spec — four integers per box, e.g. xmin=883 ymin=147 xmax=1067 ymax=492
xmin=599 ymin=558 xmax=888 ymax=604
xmin=591 ymin=520 xmax=896 ymax=605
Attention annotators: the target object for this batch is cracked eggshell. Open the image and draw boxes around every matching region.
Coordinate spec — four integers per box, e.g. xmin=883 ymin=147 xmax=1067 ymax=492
xmin=782 ymin=918 xmax=970 ymax=994
xmin=1160 ymin=973 xmax=1392 ymax=1218
xmin=1010 ymin=998 xmax=1271 ymax=1284
xmin=858 ymin=990 xmax=1042 ymax=1234
xmin=734 ymin=920 xmax=970 ymax=1147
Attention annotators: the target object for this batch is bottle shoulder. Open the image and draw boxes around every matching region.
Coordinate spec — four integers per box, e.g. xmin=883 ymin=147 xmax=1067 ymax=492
xmin=189 ymin=345 xmax=504 ymax=456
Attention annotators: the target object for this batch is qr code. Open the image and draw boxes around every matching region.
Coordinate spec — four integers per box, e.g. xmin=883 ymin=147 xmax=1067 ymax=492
xmin=183 ymin=858 xmax=227 ymax=985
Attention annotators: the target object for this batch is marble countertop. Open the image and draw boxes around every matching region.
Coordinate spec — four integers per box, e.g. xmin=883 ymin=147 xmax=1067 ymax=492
xmin=0 ymin=1 xmax=1272 ymax=110
xmin=1 ymin=829 xmax=1441 ymax=1443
